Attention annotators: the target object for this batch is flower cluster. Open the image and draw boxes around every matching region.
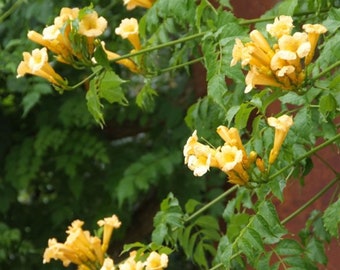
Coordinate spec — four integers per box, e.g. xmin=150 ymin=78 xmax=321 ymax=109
xmin=231 ymin=15 xmax=327 ymax=93
xmin=183 ymin=115 xmax=293 ymax=184
xmin=43 ymin=214 xmax=169 ymax=270
xmin=17 ymin=5 xmax=143 ymax=89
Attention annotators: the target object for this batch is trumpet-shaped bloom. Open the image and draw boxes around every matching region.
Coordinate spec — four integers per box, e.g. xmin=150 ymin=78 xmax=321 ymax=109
xmin=78 ymin=11 xmax=108 ymax=37
xmin=54 ymin=7 xmax=79 ymax=28
xmin=98 ymin=41 xmax=139 ymax=73
xmin=119 ymin=251 xmax=144 ymax=270
xmin=145 ymin=252 xmax=168 ymax=270
xmin=183 ymin=130 xmax=218 ymax=176
xmin=302 ymin=23 xmax=327 ymax=65
xmin=249 ymin=30 xmax=274 ymax=57
xmin=268 ymin=114 xmax=293 ymax=164
xmin=42 ymin=25 xmax=61 ymax=40
xmin=277 ymin=32 xmax=310 ymax=60
xmin=266 ymin=15 xmax=294 ymax=39
xmin=97 ymin=214 xmax=122 ymax=253
xmin=230 ymin=38 xmax=253 ymax=67
xmin=245 ymin=67 xmax=282 ymax=93
xmin=215 ymin=145 xmax=243 ymax=173
xmin=123 ymin=0 xmax=155 ymax=10
xmin=101 ymin=258 xmax=115 ymax=270
xmin=17 ymin=47 xmax=67 ymax=87
xmin=115 ymin=18 xmax=141 ymax=50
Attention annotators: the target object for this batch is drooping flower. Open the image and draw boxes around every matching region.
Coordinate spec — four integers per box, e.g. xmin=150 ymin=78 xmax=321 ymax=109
xmin=144 ymin=252 xmax=168 ymax=270
xmin=123 ymin=0 xmax=155 ymax=10
xmin=302 ymin=23 xmax=327 ymax=65
xmin=97 ymin=214 xmax=122 ymax=253
xmin=183 ymin=130 xmax=218 ymax=176
xmin=98 ymin=41 xmax=139 ymax=73
xmin=244 ymin=66 xmax=282 ymax=93
xmin=17 ymin=47 xmax=67 ymax=87
xmin=266 ymin=15 xmax=294 ymax=39
xmin=115 ymin=18 xmax=141 ymax=50
xmin=267 ymin=114 xmax=294 ymax=164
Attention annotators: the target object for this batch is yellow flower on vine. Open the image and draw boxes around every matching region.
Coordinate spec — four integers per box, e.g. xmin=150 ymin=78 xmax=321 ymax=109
xmin=97 ymin=214 xmax=122 ymax=254
xmin=302 ymin=23 xmax=327 ymax=65
xmin=144 ymin=251 xmax=169 ymax=270
xmin=17 ymin=47 xmax=67 ymax=87
xmin=54 ymin=7 xmax=80 ymax=28
xmin=99 ymin=41 xmax=140 ymax=73
xmin=78 ymin=11 xmax=108 ymax=37
xmin=123 ymin=0 xmax=155 ymax=10
xmin=43 ymin=219 xmax=105 ymax=267
xmin=100 ymin=258 xmax=115 ymax=270
xmin=266 ymin=15 xmax=294 ymax=39
xmin=119 ymin=251 xmax=144 ymax=270
xmin=230 ymin=16 xmax=327 ymax=93
xmin=115 ymin=18 xmax=142 ymax=51
xmin=267 ymin=114 xmax=294 ymax=164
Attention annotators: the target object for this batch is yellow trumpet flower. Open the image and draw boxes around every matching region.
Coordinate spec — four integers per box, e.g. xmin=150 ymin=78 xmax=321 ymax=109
xmin=17 ymin=47 xmax=67 ymax=87
xmin=268 ymin=114 xmax=294 ymax=164
xmin=302 ymin=23 xmax=328 ymax=65
xmin=115 ymin=18 xmax=141 ymax=50
xmin=123 ymin=0 xmax=155 ymax=10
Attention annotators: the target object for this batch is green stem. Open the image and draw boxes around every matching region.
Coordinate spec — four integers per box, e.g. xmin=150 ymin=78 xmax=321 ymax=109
xmin=0 ymin=0 xmax=25 ymax=23
xmin=157 ymin=57 xmax=204 ymax=74
xmin=184 ymin=185 xmax=238 ymax=224
xmin=312 ymin=60 xmax=340 ymax=81
xmin=111 ymin=32 xmax=207 ymax=62
xmin=268 ymin=133 xmax=340 ymax=181
xmin=66 ymin=67 xmax=103 ymax=90
xmin=239 ymin=8 xmax=330 ymax=25
xmin=281 ymin=176 xmax=339 ymax=225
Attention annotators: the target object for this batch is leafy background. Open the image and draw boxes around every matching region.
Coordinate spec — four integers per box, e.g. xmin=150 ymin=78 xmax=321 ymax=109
xmin=0 ymin=0 xmax=339 ymax=269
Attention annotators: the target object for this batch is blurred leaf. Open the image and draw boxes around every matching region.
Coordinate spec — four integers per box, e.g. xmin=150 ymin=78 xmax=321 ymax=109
xmin=322 ymin=198 xmax=340 ymax=238
xmin=136 ymin=82 xmax=158 ymax=112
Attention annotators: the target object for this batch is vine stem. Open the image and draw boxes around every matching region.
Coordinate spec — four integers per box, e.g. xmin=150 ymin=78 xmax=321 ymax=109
xmin=281 ymin=176 xmax=339 ymax=225
xmin=110 ymin=32 xmax=207 ymax=62
xmin=311 ymin=60 xmax=340 ymax=81
xmin=184 ymin=185 xmax=238 ymax=224
xmin=0 ymin=0 xmax=26 ymax=23
xmin=157 ymin=57 xmax=204 ymax=74
xmin=268 ymin=133 xmax=340 ymax=181
xmin=239 ymin=8 xmax=331 ymax=25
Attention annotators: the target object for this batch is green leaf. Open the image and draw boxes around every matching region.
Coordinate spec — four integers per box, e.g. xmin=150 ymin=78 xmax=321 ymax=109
xmin=322 ymin=198 xmax=340 ymax=238
xmin=98 ymin=70 xmax=127 ymax=105
xmin=319 ymin=93 xmax=337 ymax=119
xmin=279 ymin=92 xmax=305 ymax=106
xmin=207 ymin=73 xmax=227 ymax=109
xmin=215 ymin=236 xmax=232 ymax=268
xmin=136 ymin=82 xmax=158 ymax=112
xmin=93 ymin=44 xmax=110 ymax=69
xmin=225 ymin=105 xmax=240 ymax=126
xmin=86 ymin=81 xmax=104 ymax=127
xmin=322 ymin=7 xmax=340 ymax=33
xmin=257 ymin=201 xmax=287 ymax=238
xmin=275 ymin=239 xmax=303 ymax=256
xmin=305 ymin=237 xmax=327 ymax=265
xmin=235 ymin=103 xmax=254 ymax=130
xmin=276 ymin=0 xmax=298 ymax=15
